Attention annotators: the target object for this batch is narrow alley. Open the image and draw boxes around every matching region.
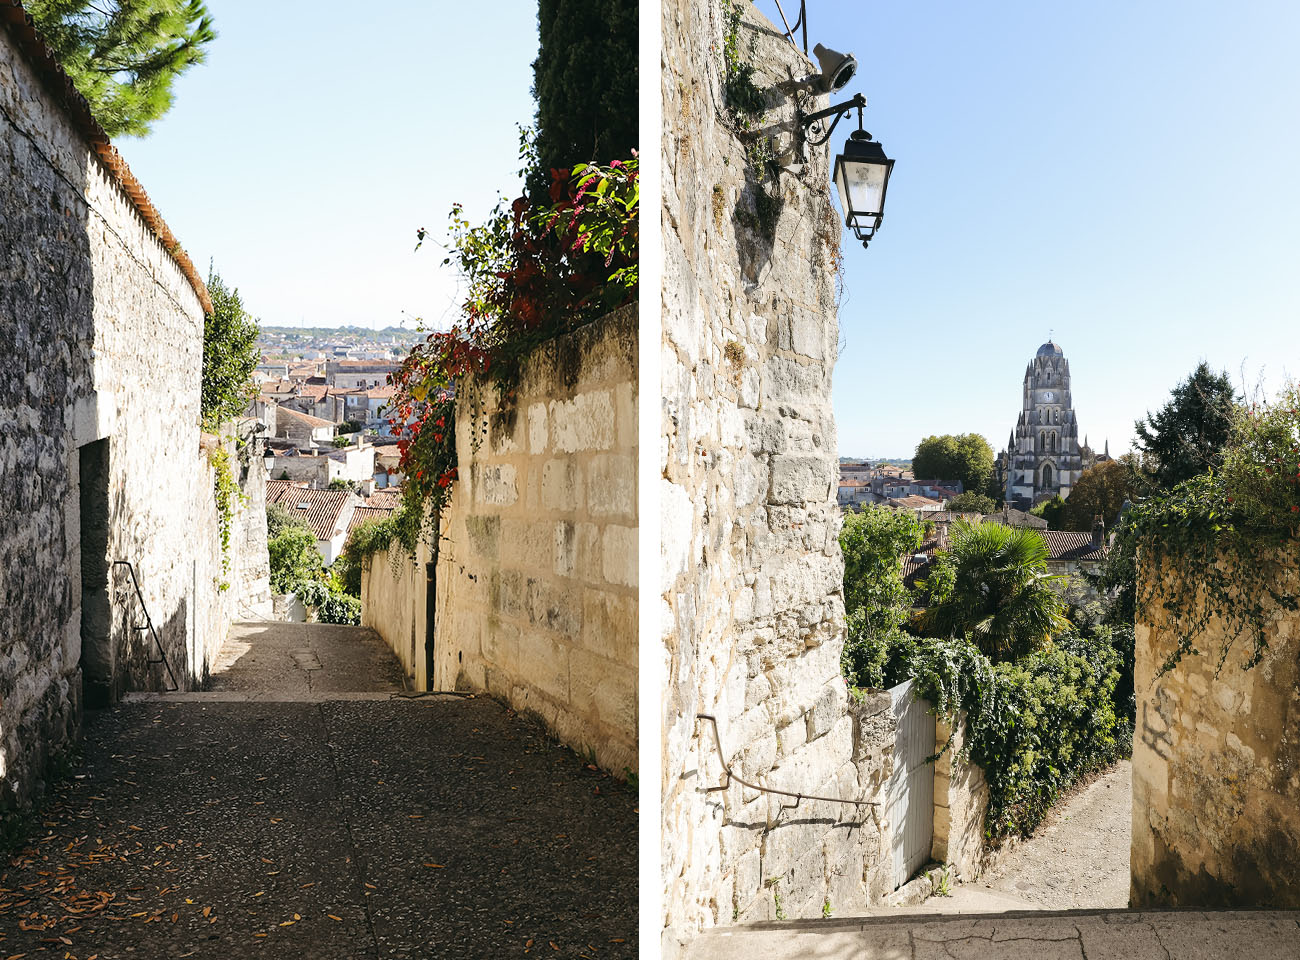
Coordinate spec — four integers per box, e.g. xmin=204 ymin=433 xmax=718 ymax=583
xmin=0 ymin=622 xmax=637 ymax=959
xmin=919 ymin=760 xmax=1132 ymax=914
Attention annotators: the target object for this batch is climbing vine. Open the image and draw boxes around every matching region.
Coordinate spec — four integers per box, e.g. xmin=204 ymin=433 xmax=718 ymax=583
xmin=389 ymin=135 xmax=637 ymax=545
xmin=208 ymin=445 xmax=244 ymax=589
xmin=1127 ymin=385 xmax=1300 ymax=675
xmin=719 ymin=0 xmax=781 ymax=234
xmin=900 ymin=632 xmax=1124 ymax=841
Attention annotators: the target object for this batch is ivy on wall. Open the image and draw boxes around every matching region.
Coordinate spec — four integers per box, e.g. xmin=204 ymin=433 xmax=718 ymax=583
xmin=1126 ymin=386 xmax=1300 ymax=675
xmin=208 ymin=445 xmax=244 ymax=591
xmin=902 ymin=632 xmax=1124 ymax=841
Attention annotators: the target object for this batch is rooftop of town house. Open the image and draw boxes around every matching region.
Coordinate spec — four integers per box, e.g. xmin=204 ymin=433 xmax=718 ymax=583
xmin=888 ymin=495 xmax=943 ymax=510
xmin=1041 ymin=529 xmax=1108 ymax=561
xmin=265 ymin=481 xmax=355 ymax=541
xmin=0 ymin=0 xmax=212 ymax=314
xmin=901 ymin=539 xmax=942 ymax=590
xmin=347 ymin=505 xmax=395 ymax=535
xmin=294 ymin=383 xmax=331 ymax=401
xmin=276 ymin=407 xmax=337 ymax=429
xmin=363 ymin=488 xmax=403 ymax=509
xmin=331 ymin=359 xmax=397 ymax=370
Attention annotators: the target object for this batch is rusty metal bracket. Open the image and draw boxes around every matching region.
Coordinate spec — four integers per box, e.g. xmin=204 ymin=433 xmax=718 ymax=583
xmin=696 ymin=713 xmax=878 ymax=808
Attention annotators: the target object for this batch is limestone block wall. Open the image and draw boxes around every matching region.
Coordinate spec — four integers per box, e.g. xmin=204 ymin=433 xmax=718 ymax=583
xmin=0 ymin=18 xmax=241 ymax=809
xmin=932 ymin=717 xmax=991 ymax=881
xmin=1131 ymin=546 xmax=1300 ymax=907
xmin=363 ymin=306 xmax=638 ymax=775
xmin=661 ymin=0 xmax=891 ymax=940
xmin=361 ymin=535 xmax=429 ymax=683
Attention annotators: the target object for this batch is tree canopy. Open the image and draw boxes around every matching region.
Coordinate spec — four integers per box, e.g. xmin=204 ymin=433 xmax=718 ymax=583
xmin=1134 ymin=362 xmax=1237 ymax=490
xmin=945 ymin=491 xmax=996 ymax=514
xmin=913 ymin=433 xmax=995 ymax=493
xmin=1062 ymin=459 xmax=1136 ymax=532
xmin=1030 ymin=494 xmax=1066 ymax=530
xmin=26 ymin=0 xmax=215 ymax=139
xmin=838 ymin=506 xmax=924 ymax=689
xmin=528 ymin=0 xmax=637 ymax=197
xmin=200 ymin=270 xmax=259 ymax=428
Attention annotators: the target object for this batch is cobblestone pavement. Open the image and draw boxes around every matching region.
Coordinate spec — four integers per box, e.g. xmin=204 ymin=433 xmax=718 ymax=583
xmin=0 ymin=623 xmax=636 ymax=959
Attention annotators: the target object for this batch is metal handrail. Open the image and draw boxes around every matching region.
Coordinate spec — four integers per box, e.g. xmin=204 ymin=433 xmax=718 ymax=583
xmin=112 ymin=560 xmax=178 ymax=691
xmin=696 ymin=713 xmax=878 ymax=809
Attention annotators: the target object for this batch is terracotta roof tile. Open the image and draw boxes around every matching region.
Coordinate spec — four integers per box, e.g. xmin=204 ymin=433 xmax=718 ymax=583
xmin=277 ymin=407 xmax=336 ymax=429
xmin=266 ymin=481 xmax=355 ymax=542
xmin=347 ymin=505 xmax=394 ymax=535
xmin=364 ymin=489 xmax=402 ymax=509
xmin=1042 ymin=530 xmax=1108 ymax=561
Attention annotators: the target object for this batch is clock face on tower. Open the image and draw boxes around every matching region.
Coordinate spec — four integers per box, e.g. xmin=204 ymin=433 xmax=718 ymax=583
xmin=1042 ymin=390 xmax=1056 ymax=402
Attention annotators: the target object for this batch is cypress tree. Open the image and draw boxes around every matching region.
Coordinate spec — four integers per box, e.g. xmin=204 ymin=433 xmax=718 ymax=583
xmin=528 ymin=0 xmax=637 ymax=197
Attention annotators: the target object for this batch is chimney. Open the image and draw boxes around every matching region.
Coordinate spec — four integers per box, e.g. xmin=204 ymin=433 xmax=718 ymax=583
xmin=1092 ymin=514 xmax=1105 ymax=547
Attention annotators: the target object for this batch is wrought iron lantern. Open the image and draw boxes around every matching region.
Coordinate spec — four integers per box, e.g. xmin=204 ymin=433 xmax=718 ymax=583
xmin=799 ymin=92 xmax=894 ymax=248
xmin=263 ymin=445 xmax=275 ymax=473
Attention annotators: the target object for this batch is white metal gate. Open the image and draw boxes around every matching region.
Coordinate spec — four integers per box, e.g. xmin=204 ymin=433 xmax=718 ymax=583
xmin=885 ymin=679 xmax=936 ymax=888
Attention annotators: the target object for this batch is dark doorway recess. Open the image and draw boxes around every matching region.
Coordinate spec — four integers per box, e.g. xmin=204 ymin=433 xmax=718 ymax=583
xmin=79 ymin=438 xmax=113 ymax=707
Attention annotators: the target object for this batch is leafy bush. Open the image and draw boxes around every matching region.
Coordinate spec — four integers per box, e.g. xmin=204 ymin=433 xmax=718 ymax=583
xmin=200 ymin=272 xmax=260 ymax=429
xmin=1221 ymin=383 xmax=1300 ymax=525
xmin=296 ymin=581 xmax=361 ymax=625
xmin=902 ymin=633 xmax=1124 ymax=840
xmin=945 ymin=491 xmax=996 ymax=514
xmin=266 ymin=503 xmax=310 ymax=540
xmin=334 ymin=513 xmax=401 ymax=597
xmin=266 ymin=511 xmax=322 ymax=595
xmin=839 ymin=506 xmax=923 ymax=689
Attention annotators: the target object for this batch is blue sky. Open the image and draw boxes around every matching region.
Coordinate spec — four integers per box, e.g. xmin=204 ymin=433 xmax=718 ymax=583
xmin=116 ymin=2 xmax=1300 ymax=459
xmin=116 ymin=1 xmax=540 ymax=334
xmin=757 ymin=1 xmax=1300 ymax=458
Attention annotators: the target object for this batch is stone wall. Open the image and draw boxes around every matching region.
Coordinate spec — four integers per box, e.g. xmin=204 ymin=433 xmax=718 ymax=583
xmin=661 ymin=0 xmax=892 ymax=942
xmin=932 ymin=717 xmax=991 ymax=881
xmin=1131 ymin=546 xmax=1300 ymax=907
xmin=0 ymin=17 xmax=255 ymax=809
xmin=361 ymin=535 xmax=427 ymax=683
xmin=363 ymin=305 xmax=637 ymax=774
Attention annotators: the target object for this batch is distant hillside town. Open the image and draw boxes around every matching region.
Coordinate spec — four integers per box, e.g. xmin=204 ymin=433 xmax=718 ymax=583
xmin=250 ymin=327 xmax=414 ymax=564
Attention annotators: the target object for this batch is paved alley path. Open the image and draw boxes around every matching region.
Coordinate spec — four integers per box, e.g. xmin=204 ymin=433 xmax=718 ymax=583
xmin=931 ymin=760 xmax=1132 ymax=914
xmin=0 ymin=622 xmax=636 ymax=959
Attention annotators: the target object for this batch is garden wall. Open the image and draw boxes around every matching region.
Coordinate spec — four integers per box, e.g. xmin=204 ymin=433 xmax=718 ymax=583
xmin=0 ymin=12 xmax=252 ymax=809
xmin=1131 ymin=545 xmax=1300 ymax=907
xmin=661 ymin=0 xmax=893 ymax=944
xmin=932 ymin=717 xmax=991 ymax=880
xmin=363 ymin=305 xmax=637 ymax=775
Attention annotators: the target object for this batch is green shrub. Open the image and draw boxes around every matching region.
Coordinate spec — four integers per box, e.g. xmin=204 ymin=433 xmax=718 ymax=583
xmin=267 ymin=523 xmax=322 ymax=595
xmin=296 ymin=581 xmax=361 ymax=625
xmin=902 ymin=632 xmax=1123 ymax=841
xmin=334 ymin=514 xmax=401 ymax=597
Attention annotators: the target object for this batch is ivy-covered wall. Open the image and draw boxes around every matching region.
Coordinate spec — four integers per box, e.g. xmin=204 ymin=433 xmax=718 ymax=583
xmin=1131 ymin=546 xmax=1300 ymax=907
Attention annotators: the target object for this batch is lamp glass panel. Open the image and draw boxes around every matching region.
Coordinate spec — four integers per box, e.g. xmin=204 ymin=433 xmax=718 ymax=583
xmin=836 ymin=157 xmax=888 ymax=218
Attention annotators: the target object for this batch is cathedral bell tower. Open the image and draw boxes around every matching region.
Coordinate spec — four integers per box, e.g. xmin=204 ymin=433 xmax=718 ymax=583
xmin=1001 ymin=341 xmax=1089 ymax=509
